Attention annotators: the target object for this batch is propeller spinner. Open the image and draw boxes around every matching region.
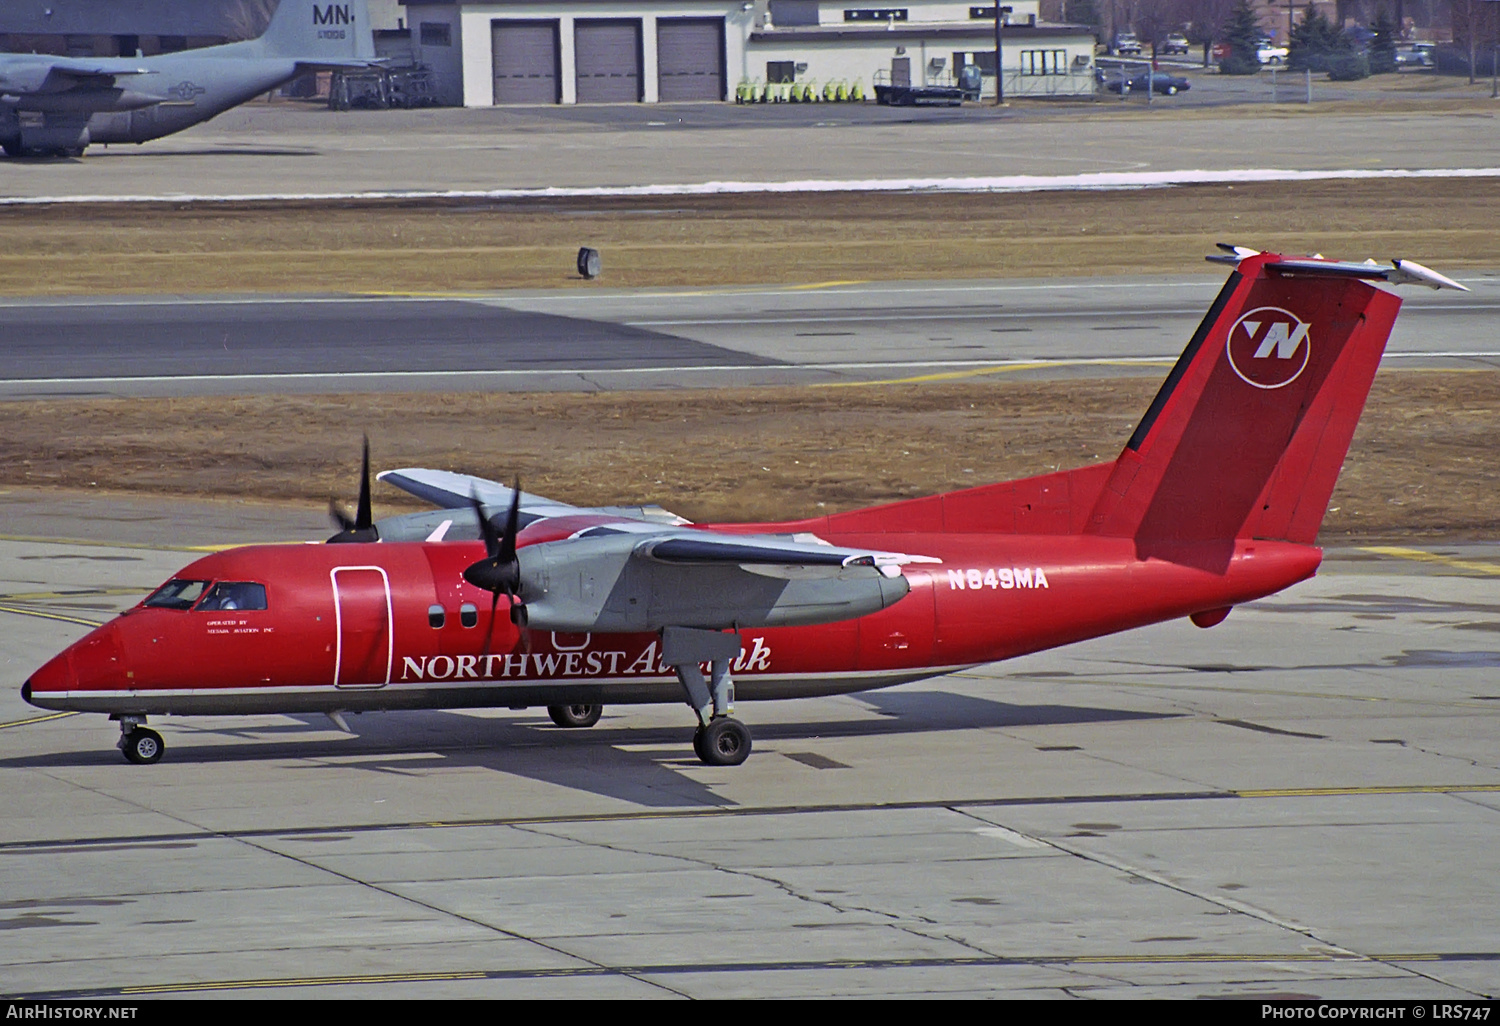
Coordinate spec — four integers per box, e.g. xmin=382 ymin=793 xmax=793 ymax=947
xmin=463 ymin=481 xmax=528 ymax=626
xmin=327 ymin=437 xmax=380 ymax=544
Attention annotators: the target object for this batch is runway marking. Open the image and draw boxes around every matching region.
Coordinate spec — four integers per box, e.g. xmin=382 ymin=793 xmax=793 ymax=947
xmin=0 ymin=711 xmax=79 ymax=729
xmin=1237 ymin=784 xmax=1500 ymax=798
xmin=9 ymin=165 xmax=1500 ymax=206
xmin=0 ymin=604 xmax=105 ymax=628
xmin=0 ymin=531 xmax=218 ymax=553
xmin=0 ymin=353 xmax=1491 ymax=395
xmin=1361 ymin=545 xmax=1500 ymax=577
xmin=15 ymin=949 xmax=1498 ymax=998
xmin=784 ymin=280 xmax=871 ymax=290
xmin=814 ymin=359 xmax=1175 ymax=387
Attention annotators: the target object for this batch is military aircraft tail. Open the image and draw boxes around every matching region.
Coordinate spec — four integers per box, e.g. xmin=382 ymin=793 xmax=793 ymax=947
xmin=1083 ymin=249 xmax=1464 ymax=550
xmin=225 ymin=0 xmax=376 ymax=61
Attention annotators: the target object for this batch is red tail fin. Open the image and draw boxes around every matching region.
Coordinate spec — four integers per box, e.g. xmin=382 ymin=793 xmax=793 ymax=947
xmin=1086 ymin=252 xmax=1402 ymax=552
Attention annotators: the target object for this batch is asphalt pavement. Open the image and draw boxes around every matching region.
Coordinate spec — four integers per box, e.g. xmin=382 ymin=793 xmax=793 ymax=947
xmin=0 ymin=272 xmax=1494 ymax=397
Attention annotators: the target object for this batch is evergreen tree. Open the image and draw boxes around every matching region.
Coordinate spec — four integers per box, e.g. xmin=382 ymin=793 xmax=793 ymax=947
xmin=1219 ymin=0 xmax=1264 ymax=75
xmin=1288 ymin=7 xmax=1346 ymax=73
xmin=1369 ymin=7 xmax=1399 ymax=74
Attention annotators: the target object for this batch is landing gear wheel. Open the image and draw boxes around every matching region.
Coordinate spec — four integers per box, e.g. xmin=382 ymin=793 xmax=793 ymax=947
xmin=696 ymin=718 xmax=751 ymax=766
xmin=121 ymin=728 xmax=164 ymax=765
xmin=547 ymin=703 xmax=602 ymax=728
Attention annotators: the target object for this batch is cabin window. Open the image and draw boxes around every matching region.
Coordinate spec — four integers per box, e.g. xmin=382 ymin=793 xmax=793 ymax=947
xmin=460 ymin=603 xmax=478 ymax=628
xmin=195 ymin=582 xmax=268 ymax=612
xmin=143 ymin=578 xmax=210 ymax=610
xmin=428 ymin=605 xmax=445 ymax=629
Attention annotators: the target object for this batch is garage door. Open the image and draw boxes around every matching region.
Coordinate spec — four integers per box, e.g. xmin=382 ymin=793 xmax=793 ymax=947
xmin=575 ymin=19 xmax=641 ymax=103
xmin=657 ymin=18 xmax=725 ymax=101
xmin=492 ymin=20 xmax=559 ymax=104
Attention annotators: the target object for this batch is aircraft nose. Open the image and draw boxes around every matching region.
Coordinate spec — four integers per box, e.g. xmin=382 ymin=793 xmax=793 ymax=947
xmin=22 ymin=649 xmax=78 ymax=710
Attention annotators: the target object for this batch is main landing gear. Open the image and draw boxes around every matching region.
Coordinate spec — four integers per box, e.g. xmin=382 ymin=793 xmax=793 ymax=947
xmin=547 ymin=704 xmax=603 ymax=728
xmin=114 ymin=715 xmax=163 ymax=765
xmin=664 ymin=626 xmax=753 ymax=767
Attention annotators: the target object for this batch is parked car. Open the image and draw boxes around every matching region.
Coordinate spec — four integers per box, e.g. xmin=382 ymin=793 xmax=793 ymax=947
xmin=1162 ymin=33 xmax=1191 ymax=56
xmin=1112 ymin=32 xmax=1143 ymax=56
xmin=1105 ymin=70 xmax=1192 ymax=95
xmin=1257 ymin=39 xmax=1289 ymax=64
xmin=1395 ymin=43 xmax=1435 ymax=69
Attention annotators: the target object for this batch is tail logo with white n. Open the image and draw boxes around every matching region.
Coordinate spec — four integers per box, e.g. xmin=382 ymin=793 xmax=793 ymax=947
xmin=1227 ymin=306 xmax=1311 ymax=389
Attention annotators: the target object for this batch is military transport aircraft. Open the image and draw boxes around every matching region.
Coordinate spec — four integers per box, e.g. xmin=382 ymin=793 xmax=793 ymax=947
xmin=0 ymin=0 xmax=375 ymax=158
xmin=22 ymin=248 xmax=1468 ymax=766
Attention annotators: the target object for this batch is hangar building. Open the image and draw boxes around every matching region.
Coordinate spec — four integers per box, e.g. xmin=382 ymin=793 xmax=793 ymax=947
xmin=403 ymin=0 xmax=1097 ymax=105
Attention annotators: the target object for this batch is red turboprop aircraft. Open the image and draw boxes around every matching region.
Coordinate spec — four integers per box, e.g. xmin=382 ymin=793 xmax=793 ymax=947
xmin=22 ymin=248 xmax=1467 ymax=766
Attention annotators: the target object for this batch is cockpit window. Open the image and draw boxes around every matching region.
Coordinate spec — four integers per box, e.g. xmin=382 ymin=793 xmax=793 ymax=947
xmin=195 ymin=582 xmax=268 ymax=612
xmin=143 ymin=579 xmax=210 ymax=610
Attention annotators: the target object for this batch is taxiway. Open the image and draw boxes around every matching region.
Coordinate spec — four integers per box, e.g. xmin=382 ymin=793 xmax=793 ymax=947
xmin=0 ymin=499 xmax=1497 ymax=999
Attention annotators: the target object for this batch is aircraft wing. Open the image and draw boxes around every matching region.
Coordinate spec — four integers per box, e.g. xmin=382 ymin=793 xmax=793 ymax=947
xmin=0 ymin=56 xmax=153 ymax=95
xmin=378 ymin=468 xmax=580 ymax=518
xmin=511 ymin=526 xmax=937 ymax=632
xmin=378 ymin=467 xmax=692 ymax=526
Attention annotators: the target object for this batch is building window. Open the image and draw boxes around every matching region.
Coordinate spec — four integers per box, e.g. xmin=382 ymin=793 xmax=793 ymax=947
xmin=844 ymin=8 xmax=907 ymax=20
xmin=955 ymin=50 xmax=997 ymax=75
xmin=767 ymin=60 xmax=797 ymax=83
xmin=419 ymin=22 xmax=451 ymax=46
xmin=1019 ymin=49 xmax=1068 ymax=75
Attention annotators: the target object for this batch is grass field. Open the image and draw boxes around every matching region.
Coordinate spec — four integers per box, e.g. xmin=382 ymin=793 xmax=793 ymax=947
xmin=3 ymin=371 xmax=1496 ymax=542
xmin=1 ymin=178 xmax=1497 ymax=295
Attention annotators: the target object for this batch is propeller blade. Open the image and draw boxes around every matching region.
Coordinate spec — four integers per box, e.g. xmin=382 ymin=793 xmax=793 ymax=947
xmin=462 ymin=477 xmax=524 ymax=598
xmin=355 ymin=436 xmax=373 ymax=531
xmin=468 ymin=487 xmax=501 ymax=560
xmin=328 ymin=498 xmax=356 ymax=533
xmin=499 ymin=477 xmax=522 ymax=565
xmin=327 ymin=438 xmax=380 ymax=543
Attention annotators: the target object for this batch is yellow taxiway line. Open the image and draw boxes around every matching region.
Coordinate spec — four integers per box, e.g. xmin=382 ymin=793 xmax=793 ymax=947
xmin=1360 ymin=545 xmax=1500 ymax=576
xmin=0 ymin=604 xmax=105 ymax=628
xmin=0 ymin=711 xmax=79 ymax=729
xmin=815 ymin=358 xmax=1175 ymax=388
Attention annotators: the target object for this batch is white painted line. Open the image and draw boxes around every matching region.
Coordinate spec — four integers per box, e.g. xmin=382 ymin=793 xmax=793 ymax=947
xmin=0 ymin=352 xmax=1495 ymax=390
xmin=974 ymin=826 xmax=1050 ymax=849
xmin=7 ymin=166 xmax=1500 ymax=206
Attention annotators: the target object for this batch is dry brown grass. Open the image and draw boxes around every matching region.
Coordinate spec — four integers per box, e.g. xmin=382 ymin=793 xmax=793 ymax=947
xmin=2 ymin=370 xmax=1497 ymax=541
xmin=1 ymin=178 xmax=1497 ymax=294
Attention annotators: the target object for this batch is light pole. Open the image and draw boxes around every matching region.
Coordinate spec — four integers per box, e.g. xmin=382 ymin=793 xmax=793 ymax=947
xmin=1488 ymin=0 xmax=1500 ymax=99
xmin=993 ymin=4 xmax=1013 ymax=104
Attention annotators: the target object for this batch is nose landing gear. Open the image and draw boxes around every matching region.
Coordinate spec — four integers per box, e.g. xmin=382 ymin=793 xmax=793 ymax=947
xmin=115 ymin=716 xmax=164 ymax=765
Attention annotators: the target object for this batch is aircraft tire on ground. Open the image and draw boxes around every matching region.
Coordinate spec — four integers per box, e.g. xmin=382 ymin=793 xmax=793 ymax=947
xmin=547 ymin=703 xmax=603 ymax=728
xmin=692 ymin=725 xmax=708 ymax=762
xmin=122 ymin=728 xmax=164 ymax=765
xmin=697 ymin=718 xmax=751 ymax=766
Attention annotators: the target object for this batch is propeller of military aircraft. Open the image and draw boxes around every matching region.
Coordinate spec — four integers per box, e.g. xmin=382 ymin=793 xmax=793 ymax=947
xmin=464 ymin=481 xmax=528 ymax=628
xmin=327 ymin=437 xmax=380 ymax=544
